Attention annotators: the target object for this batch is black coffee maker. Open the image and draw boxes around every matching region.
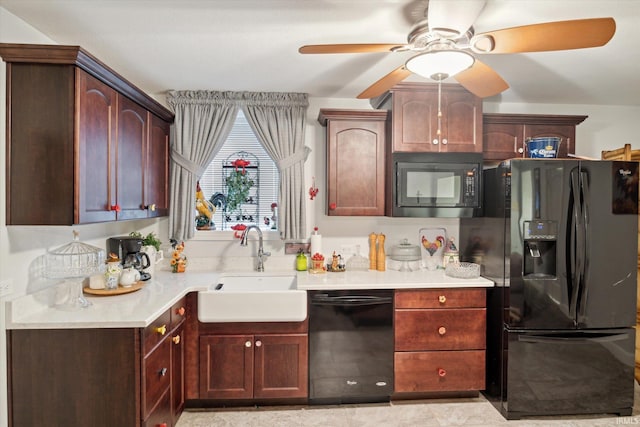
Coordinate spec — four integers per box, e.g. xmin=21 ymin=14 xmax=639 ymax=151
xmin=107 ymin=236 xmax=151 ymax=281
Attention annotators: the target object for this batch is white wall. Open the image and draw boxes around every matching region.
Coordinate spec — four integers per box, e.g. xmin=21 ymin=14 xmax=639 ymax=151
xmin=2 ymin=5 xmax=640 ymax=427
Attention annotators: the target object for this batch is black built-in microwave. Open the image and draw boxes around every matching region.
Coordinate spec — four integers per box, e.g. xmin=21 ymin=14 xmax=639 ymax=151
xmin=389 ymin=152 xmax=482 ymax=218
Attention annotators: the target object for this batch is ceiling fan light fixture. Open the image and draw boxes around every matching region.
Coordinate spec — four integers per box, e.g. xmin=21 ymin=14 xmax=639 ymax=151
xmin=405 ymin=50 xmax=475 ymax=81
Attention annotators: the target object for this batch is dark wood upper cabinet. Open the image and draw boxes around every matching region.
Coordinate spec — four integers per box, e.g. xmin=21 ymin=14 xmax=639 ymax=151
xmin=483 ymin=113 xmax=588 ymax=161
xmin=148 ymin=115 xmax=171 ymax=217
xmin=77 ymin=70 xmax=118 ymax=223
xmin=0 ymin=43 xmax=174 ymax=225
xmin=117 ymin=96 xmax=149 ymax=221
xmin=373 ymin=82 xmax=483 ymax=153
xmin=318 ymin=109 xmax=387 ymax=216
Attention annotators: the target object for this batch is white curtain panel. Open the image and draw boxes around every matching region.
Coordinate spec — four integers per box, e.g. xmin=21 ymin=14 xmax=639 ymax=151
xmin=166 ymin=90 xmax=239 ymax=241
xmin=241 ymin=92 xmax=309 ymax=240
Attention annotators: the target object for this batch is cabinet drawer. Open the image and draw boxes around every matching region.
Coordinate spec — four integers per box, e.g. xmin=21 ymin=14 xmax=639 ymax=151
xmin=170 ymin=296 xmax=187 ymax=329
xmin=395 ymin=350 xmax=485 ymax=392
xmin=143 ymin=337 xmax=171 ymax=419
xmin=144 ymin=308 xmax=171 ymax=354
xmin=395 ymin=308 xmax=485 ymax=351
xmin=395 ymin=288 xmax=485 ymax=309
xmin=142 ymin=387 xmax=171 ymax=427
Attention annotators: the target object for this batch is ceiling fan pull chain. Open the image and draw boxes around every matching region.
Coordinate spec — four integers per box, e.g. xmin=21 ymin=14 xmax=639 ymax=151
xmin=436 ymin=78 xmax=442 ymax=145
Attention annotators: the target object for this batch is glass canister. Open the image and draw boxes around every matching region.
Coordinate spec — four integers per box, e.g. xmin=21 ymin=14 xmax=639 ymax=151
xmin=45 ymin=231 xmax=105 ymax=309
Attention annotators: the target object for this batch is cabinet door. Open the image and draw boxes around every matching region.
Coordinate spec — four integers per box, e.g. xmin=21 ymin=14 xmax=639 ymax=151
xmin=171 ymin=323 xmax=185 ymax=424
xmin=524 ymin=124 xmax=575 ymax=158
xmin=199 ymin=335 xmax=254 ymax=399
xmin=441 ymin=89 xmax=482 ymax=153
xmin=147 ymin=113 xmax=170 ymax=217
xmin=77 ymin=70 xmax=118 ymax=223
xmin=254 ymin=334 xmax=308 ymax=399
xmin=483 ymin=122 xmax=525 ymax=160
xmin=391 ymin=90 xmax=438 ymax=152
xmin=117 ymin=95 xmax=148 ymax=220
xmin=326 ymin=119 xmax=385 ymax=215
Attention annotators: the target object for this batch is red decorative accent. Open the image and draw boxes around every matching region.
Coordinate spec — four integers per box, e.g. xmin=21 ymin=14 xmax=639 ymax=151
xmin=231 ymin=158 xmax=251 ymax=173
xmin=231 ymin=223 xmax=247 ymax=238
xmin=438 ymin=368 xmax=446 ymax=377
xmin=110 ymin=204 xmax=121 ymax=212
xmin=329 ymin=202 xmax=337 ymax=210
xmin=309 ymin=176 xmax=319 ymax=200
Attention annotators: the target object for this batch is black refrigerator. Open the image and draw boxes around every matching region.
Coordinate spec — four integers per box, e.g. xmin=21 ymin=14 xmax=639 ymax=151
xmin=460 ymin=158 xmax=638 ymax=419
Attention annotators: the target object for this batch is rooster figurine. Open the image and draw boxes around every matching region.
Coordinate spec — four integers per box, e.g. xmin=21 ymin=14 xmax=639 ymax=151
xmin=421 ymin=235 xmax=445 ymax=256
xmin=195 ymin=181 xmax=216 ymax=230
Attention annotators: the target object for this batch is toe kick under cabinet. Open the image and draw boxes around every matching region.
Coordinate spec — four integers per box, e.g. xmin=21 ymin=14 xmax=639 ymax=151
xmin=393 ymin=288 xmax=486 ymax=397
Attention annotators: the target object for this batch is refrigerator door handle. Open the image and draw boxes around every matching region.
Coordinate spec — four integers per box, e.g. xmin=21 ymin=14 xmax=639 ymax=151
xmin=518 ymin=333 xmax=630 ymax=344
xmin=568 ymin=168 xmax=583 ymax=322
xmin=577 ymin=170 xmax=590 ymax=319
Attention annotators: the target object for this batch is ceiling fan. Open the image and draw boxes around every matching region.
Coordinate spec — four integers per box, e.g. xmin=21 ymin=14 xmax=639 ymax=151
xmin=298 ymin=0 xmax=616 ymax=99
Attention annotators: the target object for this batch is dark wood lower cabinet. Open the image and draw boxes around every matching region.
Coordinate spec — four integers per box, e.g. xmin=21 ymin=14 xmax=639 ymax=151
xmin=8 ymin=328 xmax=140 ymax=427
xmin=185 ymin=292 xmax=309 ymax=405
xmin=7 ymin=300 xmax=187 ymax=427
xmin=171 ymin=323 xmax=185 ymax=425
xmin=393 ymin=288 xmax=487 ymax=397
xmin=199 ymin=333 xmax=308 ymax=400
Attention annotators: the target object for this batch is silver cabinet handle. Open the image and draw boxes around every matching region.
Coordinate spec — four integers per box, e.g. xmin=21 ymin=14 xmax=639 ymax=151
xmin=245 ymin=340 xmax=252 ymax=348
xmin=255 ymin=340 xmax=262 ymax=347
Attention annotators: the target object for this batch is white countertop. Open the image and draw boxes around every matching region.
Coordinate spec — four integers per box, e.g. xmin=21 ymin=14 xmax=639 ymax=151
xmin=5 ymin=271 xmax=220 ymax=330
xmin=5 ymin=268 xmax=493 ymax=330
xmin=296 ymin=269 xmax=493 ymax=290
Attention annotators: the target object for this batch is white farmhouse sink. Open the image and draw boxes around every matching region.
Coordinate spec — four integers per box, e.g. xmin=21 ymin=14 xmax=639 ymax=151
xmin=198 ymin=273 xmax=307 ymax=323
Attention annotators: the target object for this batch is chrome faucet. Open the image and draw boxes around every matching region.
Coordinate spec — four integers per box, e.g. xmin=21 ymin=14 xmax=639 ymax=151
xmin=240 ymin=225 xmax=271 ymax=272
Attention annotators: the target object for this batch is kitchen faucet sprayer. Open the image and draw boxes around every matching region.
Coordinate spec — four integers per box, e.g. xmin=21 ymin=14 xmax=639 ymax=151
xmin=240 ymin=225 xmax=270 ymax=271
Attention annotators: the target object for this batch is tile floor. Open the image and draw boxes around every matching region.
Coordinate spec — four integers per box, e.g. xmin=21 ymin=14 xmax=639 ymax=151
xmin=176 ymin=382 xmax=640 ymax=427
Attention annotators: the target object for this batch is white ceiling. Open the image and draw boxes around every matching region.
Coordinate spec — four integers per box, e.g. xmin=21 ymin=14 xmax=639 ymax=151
xmin=1 ymin=0 xmax=639 ymax=106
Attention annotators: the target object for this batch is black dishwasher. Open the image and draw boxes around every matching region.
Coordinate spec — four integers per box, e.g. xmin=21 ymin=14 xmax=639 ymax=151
xmin=308 ymin=289 xmax=394 ymax=404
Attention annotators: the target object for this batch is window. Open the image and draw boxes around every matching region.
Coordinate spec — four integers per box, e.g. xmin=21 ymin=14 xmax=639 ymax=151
xmin=198 ymin=110 xmax=279 ymax=231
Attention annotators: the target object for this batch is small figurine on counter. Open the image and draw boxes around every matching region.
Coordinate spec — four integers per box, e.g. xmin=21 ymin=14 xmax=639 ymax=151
xmin=327 ymin=251 xmax=346 ymax=272
xmin=442 ymin=237 xmax=460 ymax=268
xmin=170 ymin=239 xmax=187 ymax=273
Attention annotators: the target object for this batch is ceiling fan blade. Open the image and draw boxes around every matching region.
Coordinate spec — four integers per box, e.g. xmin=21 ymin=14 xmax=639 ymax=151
xmin=474 ymin=17 xmax=616 ymax=54
xmin=454 ymin=59 xmax=509 ymax=98
xmin=299 ymin=44 xmax=404 ymax=54
xmin=428 ymin=0 xmax=486 ymax=36
xmin=357 ymin=66 xmax=412 ymax=99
